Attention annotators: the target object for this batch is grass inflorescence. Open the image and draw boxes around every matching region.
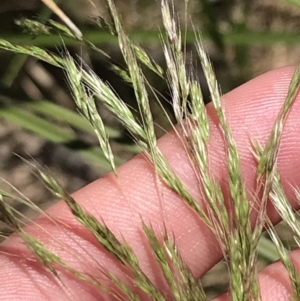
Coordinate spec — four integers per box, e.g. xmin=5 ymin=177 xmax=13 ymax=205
xmin=0 ymin=0 xmax=300 ymax=300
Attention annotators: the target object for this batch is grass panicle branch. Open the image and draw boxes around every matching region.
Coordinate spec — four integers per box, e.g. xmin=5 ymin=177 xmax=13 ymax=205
xmin=0 ymin=39 xmax=63 ymax=67
xmin=195 ymin=33 xmax=258 ymax=301
xmin=33 ymin=166 xmax=166 ymax=301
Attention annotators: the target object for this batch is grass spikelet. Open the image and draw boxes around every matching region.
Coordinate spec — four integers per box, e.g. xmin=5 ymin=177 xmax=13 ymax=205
xmin=143 ymin=223 xmax=206 ymax=301
xmin=257 ymin=64 xmax=300 ymax=180
xmin=161 ymin=0 xmax=190 ymax=126
xmin=252 ymin=64 xmax=300 ymax=234
xmin=106 ymin=0 xmax=157 ymax=152
xmin=63 ymin=55 xmax=117 ymax=174
xmin=268 ymin=228 xmax=300 ymax=300
xmin=253 ymin=65 xmax=300 ymax=223
xmin=143 ymin=223 xmax=185 ymax=301
xmin=271 ymin=172 xmax=300 ymax=240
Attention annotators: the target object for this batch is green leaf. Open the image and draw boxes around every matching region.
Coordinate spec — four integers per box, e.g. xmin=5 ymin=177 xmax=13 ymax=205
xmin=0 ymin=105 xmax=75 ymax=143
xmin=27 ymin=100 xmax=120 ymax=139
xmin=2 ymin=28 xmax=300 ymax=48
xmin=285 ymin=0 xmax=300 ymax=8
xmin=0 ymin=105 xmax=113 ymax=169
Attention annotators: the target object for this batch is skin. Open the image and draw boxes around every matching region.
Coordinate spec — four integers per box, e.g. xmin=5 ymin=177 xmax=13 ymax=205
xmin=0 ymin=65 xmax=300 ymax=300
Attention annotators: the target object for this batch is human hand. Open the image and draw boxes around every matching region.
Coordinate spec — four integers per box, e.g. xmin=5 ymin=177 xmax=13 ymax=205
xmin=0 ymin=66 xmax=300 ymax=300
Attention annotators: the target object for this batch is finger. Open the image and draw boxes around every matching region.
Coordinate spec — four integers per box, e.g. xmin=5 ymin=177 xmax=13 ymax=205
xmin=214 ymin=248 xmax=300 ymax=301
xmin=0 ymin=66 xmax=299 ymax=300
